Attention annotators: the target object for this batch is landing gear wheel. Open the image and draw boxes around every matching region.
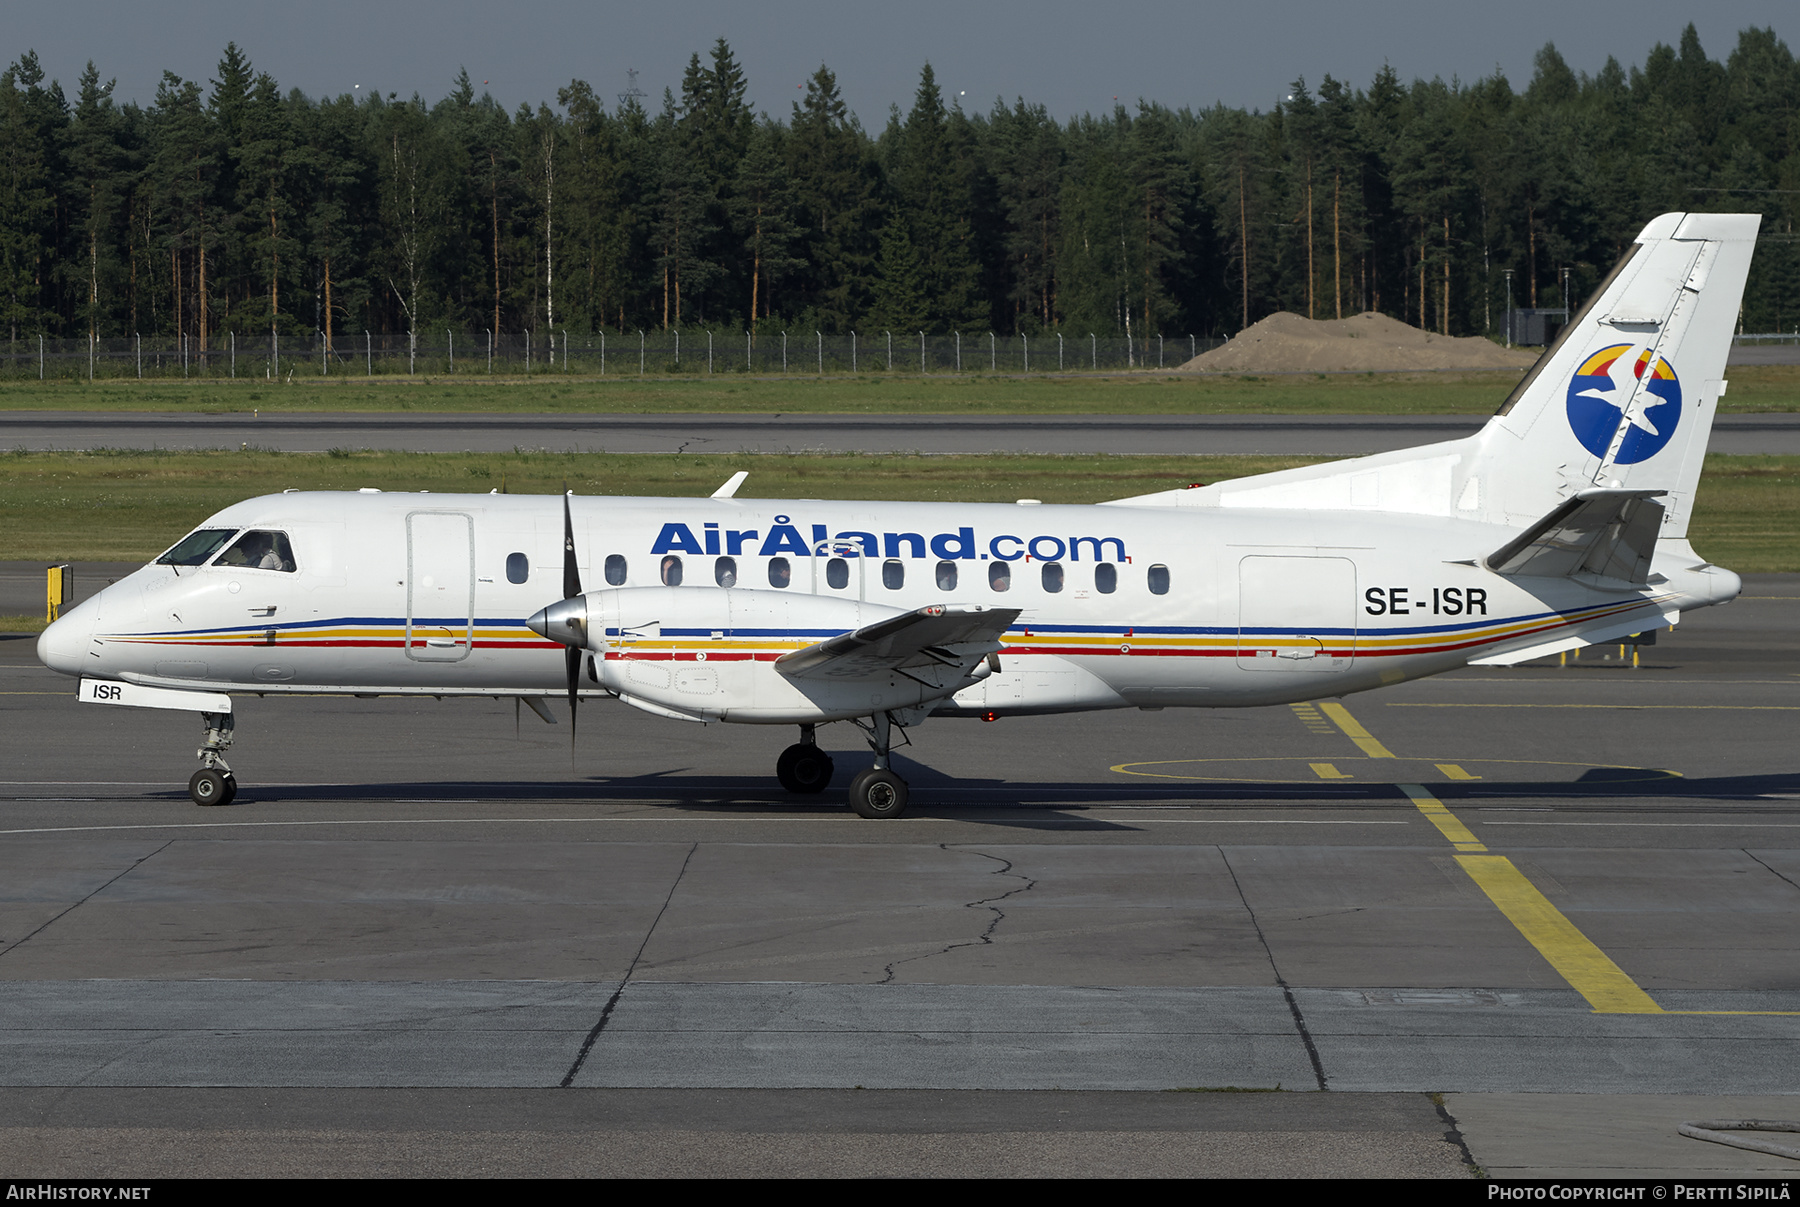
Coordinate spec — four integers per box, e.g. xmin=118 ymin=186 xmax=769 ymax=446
xmin=847 ymin=769 xmax=908 ymax=820
xmin=777 ymin=743 xmax=836 ymax=794
xmin=189 ymin=768 xmax=236 ymax=807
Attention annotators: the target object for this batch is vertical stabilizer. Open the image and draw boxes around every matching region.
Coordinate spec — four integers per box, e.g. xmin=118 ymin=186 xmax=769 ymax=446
xmin=1475 ymin=211 xmax=1760 ymax=537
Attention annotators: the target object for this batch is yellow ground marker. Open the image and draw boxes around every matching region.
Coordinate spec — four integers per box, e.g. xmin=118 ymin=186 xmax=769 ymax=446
xmin=1318 ymin=701 xmax=1396 ymax=758
xmin=1309 ymin=763 xmax=1353 ymax=780
xmin=1453 ymin=853 xmax=1665 ymax=1015
xmin=1436 ymin=763 xmax=1481 ymax=780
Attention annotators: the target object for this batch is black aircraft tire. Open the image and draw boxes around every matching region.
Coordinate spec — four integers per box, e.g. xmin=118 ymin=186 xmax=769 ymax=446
xmin=776 ymin=744 xmax=835 ymax=794
xmin=847 ymin=769 xmax=908 ymax=820
xmin=189 ymin=769 xmax=233 ymax=807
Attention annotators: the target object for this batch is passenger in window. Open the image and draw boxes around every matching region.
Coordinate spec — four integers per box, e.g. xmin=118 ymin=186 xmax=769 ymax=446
xmin=661 ymin=555 xmax=683 ymax=586
xmin=883 ymin=560 xmax=904 ymax=590
xmin=1042 ymin=563 xmax=1064 ymax=593
xmin=768 ymin=557 xmax=791 ymax=588
xmin=715 ymin=557 xmax=737 ymax=588
xmin=936 ymin=561 xmax=957 ymax=591
xmin=1095 ymin=563 xmax=1117 ymax=594
xmin=989 ymin=562 xmax=1011 ymax=592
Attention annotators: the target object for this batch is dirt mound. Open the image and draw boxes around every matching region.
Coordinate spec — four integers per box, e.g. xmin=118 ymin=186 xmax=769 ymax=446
xmin=1180 ymin=310 xmax=1538 ymax=373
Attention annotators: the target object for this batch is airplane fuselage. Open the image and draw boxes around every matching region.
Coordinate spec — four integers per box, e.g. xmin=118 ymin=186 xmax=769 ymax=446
xmin=38 ymin=490 xmax=1739 ymax=722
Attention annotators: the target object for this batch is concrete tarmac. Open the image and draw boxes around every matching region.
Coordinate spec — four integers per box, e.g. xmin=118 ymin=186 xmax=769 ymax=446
xmin=6 ymin=409 xmax=1800 ymax=456
xmin=1 ymin=581 xmax=1797 ymax=1178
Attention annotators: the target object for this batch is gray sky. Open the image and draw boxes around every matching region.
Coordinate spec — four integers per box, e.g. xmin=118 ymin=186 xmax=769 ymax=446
xmin=8 ymin=1 xmax=1798 ymax=124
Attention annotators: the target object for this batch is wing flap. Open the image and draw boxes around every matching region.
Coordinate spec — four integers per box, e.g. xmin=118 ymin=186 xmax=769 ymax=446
xmin=775 ymin=604 xmax=1020 ymax=683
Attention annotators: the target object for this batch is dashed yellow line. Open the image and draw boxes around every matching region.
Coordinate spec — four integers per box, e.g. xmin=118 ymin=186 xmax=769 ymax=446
xmin=1309 ymin=763 xmax=1352 ymax=780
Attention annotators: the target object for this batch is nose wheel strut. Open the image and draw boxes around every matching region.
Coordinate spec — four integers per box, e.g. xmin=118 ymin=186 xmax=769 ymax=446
xmin=189 ymin=711 xmax=238 ymax=806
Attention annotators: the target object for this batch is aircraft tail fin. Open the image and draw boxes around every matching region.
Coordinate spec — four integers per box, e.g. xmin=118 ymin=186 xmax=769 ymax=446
xmin=1469 ymin=211 xmax=1759 ymax=538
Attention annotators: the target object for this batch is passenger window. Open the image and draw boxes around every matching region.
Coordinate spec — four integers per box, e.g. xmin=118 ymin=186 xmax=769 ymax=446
xmin=1041 ymin=562 xmax=1064 ymax=593
xmin=988 ymin=561 xmax=1011 ymax=592
xmin=216 ymin=530 xmax=296 ymax=572
xmin=715 ymin=556 xmax=738 ymax=588
xmin=1095 ymin=563 xmax=1117 ymax=593
xmin=660 ymin=555 xmax=683 ymax=586
xmin=605 ymin=554 xmax=627 ymax=586
xmin=936 ymin=561 xmax=957 ymax=591
xmin=768 ymin=557 xmax=791 ymax=588
xmin=826 ymin=558 xmax=850 ymax=590
xmin=1148 ymin=564 xmax=1170 ymax=595
xmin=506 ymin=552 xmax=529 ymax=584
xmin=882 ymin=559 xmax=904 ymax=590
xmin=157 ymin=528 xmax=237 ymax=566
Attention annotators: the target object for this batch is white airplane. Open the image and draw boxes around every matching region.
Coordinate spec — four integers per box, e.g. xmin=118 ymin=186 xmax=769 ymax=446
xmin=37 ymin=212 xmax=1757 ymax=817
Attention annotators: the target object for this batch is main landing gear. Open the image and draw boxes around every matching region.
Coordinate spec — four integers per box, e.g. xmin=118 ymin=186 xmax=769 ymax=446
xmin=776 ymin=724 xmax=836 ymax=794
xmin=188 ymin=711 xmax=237 ymax=806
xmin=774 ymin=715 xmax=911 ymax=819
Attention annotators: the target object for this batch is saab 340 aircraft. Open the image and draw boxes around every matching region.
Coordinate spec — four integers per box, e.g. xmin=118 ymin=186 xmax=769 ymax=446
xmin=37 ymin=212 xmax=1758 ymax=817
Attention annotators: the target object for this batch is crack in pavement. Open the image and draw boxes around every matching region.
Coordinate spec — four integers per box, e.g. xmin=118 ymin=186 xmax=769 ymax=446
xmin=878 ymin=845 xmax=1037 ymax=985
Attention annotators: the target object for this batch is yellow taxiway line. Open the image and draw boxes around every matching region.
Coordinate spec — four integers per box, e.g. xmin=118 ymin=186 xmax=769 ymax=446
xmin=1317 ymin=701 xmax=1799 ymax=1016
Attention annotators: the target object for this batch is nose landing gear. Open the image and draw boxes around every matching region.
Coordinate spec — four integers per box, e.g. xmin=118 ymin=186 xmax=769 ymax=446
xmin=189 ymin=711 xmax=237 ymax=806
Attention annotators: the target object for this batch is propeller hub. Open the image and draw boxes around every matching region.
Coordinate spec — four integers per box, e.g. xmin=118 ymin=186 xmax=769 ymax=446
xmin=527 ymin=596 xmax=589 ymax=648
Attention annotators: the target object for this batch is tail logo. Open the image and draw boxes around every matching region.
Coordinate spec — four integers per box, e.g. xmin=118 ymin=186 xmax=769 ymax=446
xmin=1566 ymin=344 xmax=1682 ymax=464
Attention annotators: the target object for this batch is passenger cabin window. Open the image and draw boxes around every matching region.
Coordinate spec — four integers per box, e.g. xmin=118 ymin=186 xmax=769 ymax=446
xmin=715 ymin=556 xmax=738 ymax=587
xmin=1148 ymin=564 xmax=1170 ymax=595
xmin=604 ymin=554 xmax=627 ymax=585
xmin=660 ymin=555 xmax=683 ymax=586
xmin=826 ymin=558 xmax=850 ymax=590
xmin=882 ymin=559 xmax=904 ymax=590
xmin=1095 ymin=563 xmax=1117 ymax=594
xmin=936 ymin=561 xmax=958 ymax=591
xmin=215 ymin=530 xmax=296 ymax=572
xmin=506 ymin=552 xmax=530 ymax=584
xmin=988 ymin=561 xmax=1011 ymax=592
xmin=157 ymin=528 xmax=237 ymax=567
xmin=768 ymin=557 xmax=792 ymax=588
xmin=1041 ymin=562 xmax=1064 ymax=593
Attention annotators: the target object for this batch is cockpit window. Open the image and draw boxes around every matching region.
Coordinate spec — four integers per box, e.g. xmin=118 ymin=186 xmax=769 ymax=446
xmin=156 ymin=528 xmax=238 ymax=566
xmin=216 ymin=530 xmax=297 ymax=572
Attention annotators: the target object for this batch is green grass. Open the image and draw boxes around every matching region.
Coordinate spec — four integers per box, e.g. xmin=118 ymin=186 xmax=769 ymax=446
xmin=3 ymin=449 xmax=1795 ymax=571
xmin=5 ymin=365 xmax=1795 ymax=414
xmin=0 ymin=370 xmax=1544 ymax=415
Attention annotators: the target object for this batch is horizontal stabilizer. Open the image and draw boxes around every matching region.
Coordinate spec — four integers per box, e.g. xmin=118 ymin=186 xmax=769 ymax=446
xmin=1485 ymin=489 xmax=1665 ymax=585
xmin=776 ymin=604 xmax=1019 ymax=686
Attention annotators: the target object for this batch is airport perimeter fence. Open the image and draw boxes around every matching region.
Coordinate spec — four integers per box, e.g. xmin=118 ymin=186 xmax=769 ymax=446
xmin=0 ymin=330 xmax=1231 ymax=382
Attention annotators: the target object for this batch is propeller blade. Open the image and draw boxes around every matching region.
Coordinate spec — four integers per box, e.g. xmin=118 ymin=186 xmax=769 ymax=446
xmin=563 ymin=486 xmax=582 ymax=600
xmin=562 ymin=486 xmax=582 ymax=748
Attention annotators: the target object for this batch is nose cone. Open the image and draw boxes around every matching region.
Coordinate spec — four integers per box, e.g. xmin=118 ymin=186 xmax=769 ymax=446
xmin=526 ymin=596 xmax=589 ymax=648
xmin=37 ymin=595 xmax=98 ymax=677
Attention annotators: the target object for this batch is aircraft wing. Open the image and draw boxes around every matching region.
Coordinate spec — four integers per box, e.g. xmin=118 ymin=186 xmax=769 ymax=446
xmin=775 ymin=604 xmax=1020 ymax=687
xmin=1485 ymin=488 xmax=1666 ymax=585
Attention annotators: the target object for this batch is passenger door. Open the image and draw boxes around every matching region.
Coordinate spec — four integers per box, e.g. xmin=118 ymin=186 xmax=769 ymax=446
xmin=406 ymin=511 xmax=475 ymax=662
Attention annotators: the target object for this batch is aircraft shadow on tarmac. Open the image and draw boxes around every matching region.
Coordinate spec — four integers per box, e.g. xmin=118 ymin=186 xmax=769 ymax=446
xmin=148 ymin=760 xmax=1800 ymax=822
